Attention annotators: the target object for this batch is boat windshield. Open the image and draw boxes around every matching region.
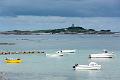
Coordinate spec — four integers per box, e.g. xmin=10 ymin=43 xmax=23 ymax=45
xmin=89 ymin=62 xmax=97 ymax=66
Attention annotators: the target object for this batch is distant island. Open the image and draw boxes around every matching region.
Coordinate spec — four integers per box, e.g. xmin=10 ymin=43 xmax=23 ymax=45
xmin=0 ymin=24 xmax=117 ymax=35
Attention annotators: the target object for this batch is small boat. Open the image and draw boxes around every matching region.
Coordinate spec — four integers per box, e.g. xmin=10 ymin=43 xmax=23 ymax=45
xmin=5 ymin=58 xmax=22 ymax=63
xmin=46 ymin=53 xmax=63 ymax=57
xmin=89 ymin=50 xmax=114 ymax=58
xmin=73 ymin=62 xmax=101 ymax=70
xmin=56 ymin=50 xmax=76 ymax=53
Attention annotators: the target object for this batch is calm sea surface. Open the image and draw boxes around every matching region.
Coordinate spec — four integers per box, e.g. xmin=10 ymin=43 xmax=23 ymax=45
xmin=0 ymin=34 xmax=120 ymax=80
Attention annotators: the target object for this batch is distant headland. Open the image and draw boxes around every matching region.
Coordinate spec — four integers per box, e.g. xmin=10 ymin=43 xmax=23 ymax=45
xmin=0 ymin=24 xmax=118 ymax=35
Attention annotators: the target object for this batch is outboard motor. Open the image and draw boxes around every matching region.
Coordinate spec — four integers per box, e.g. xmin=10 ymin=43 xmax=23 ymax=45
xmin=89 ymin=54 xmax=91 ymax=58
xmin=75 ymin=64 xmax=78 ymax=66
xmin=73 ymin=64 xmax=78 ymax=69
xmin=73 ymin=66 xmax=75 ymax=68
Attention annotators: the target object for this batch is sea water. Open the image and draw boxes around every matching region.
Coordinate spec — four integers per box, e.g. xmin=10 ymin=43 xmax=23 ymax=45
xmin=0 ymin=34 xmax=120 ymax=80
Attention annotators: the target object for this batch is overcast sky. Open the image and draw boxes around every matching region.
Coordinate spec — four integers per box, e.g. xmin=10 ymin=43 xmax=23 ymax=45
xmin=0 ymin=0 xmax=120 ymax=17
xmin=0 ymin=0 xmax=120 ymax=31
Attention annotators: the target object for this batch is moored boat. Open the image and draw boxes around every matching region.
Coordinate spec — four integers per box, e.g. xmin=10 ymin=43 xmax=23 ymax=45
xmin=56 ymin=49 xmax=76 ymax=53
xmin=5 ymin=58 xmax=22 ymax=63
xmin=73 ymin=62 xmax=101 ymax=70
xmin=46 ymin=53 xmax=64 ymax=57
xmin=89 ymin=50 xmax=114 ymax=58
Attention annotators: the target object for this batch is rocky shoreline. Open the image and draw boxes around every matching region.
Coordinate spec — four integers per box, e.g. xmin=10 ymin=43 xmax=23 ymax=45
xmin=0 ymin=24 xmax=118 ymax=35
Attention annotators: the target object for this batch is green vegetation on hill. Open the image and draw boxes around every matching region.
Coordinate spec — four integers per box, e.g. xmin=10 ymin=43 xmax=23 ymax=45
xmin=0 ymin=24 xmax=114 ymax=35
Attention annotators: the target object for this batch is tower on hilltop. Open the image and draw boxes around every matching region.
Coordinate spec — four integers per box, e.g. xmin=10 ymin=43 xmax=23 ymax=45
xmin=71 ymin=24 xmax=75 ymax=27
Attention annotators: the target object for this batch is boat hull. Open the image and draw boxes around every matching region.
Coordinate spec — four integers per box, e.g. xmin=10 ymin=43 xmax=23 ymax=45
xmin=46 ymin=53 xmax=63 ymax=57
xmin=73 ymin=62 xmax=101 ymax=70
xmin=56 ymin=50 xmax=76 ymax=53
xmin=5 ymin=60 xmax=22 ymax=63
xmin=75 ymin=65 xmax=101 ymax=70
xmin=89 ymin=54 xmax=113 ymax=58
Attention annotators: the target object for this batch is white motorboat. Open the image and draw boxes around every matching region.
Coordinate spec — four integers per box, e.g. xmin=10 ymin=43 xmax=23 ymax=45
xmin=89 ymin=50 xmax=114 ymax=58
xmin=46 ymin=53 xmax=63 ymax=57
xmin=56 ymin=50 xmax=76 ymax=53
xmin=73 ymin=62 xmax=101 ymax=70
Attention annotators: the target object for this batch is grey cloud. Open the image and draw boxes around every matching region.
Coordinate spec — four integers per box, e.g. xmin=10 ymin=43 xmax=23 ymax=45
xmin=0 ymin=0 xmax=120 ymax=17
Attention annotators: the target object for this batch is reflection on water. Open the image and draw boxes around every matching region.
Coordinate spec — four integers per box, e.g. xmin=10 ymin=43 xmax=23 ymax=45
xmin=74 ymin=70 xmax=101 ymax=80
xmin=0 ymin=72 xmax=8 ymax=80
xmin=6 ymin=72 xmax=70 ymax=80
